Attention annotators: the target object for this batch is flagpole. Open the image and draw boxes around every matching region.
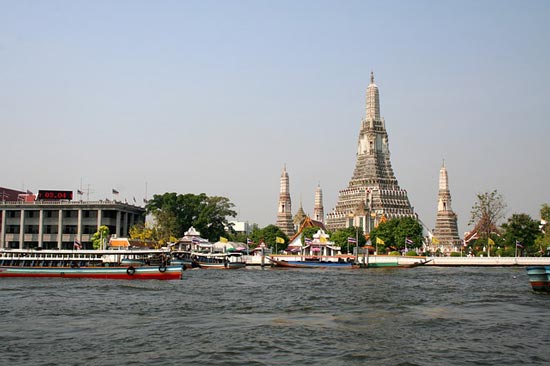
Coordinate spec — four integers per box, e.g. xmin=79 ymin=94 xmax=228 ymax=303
xmin=355 ymin=226 xmax=359 ymax=263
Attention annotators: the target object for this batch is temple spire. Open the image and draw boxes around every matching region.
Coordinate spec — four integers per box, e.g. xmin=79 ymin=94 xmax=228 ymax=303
xmin=313 ymin=183 xmax=324 ymax=223
xmin=327 ymin=73 xmax=414 ymax=232
xmin=366 ymin=71 xmax=380 ymax=120
xmin=432 ymin=162 xmax=461 ymax=254
xmin=276 ymin=165 xmax=295 ymax=236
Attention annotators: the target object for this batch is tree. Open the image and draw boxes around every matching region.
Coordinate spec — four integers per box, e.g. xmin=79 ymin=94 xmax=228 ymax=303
xmin=535 ymin=204 xmax=550 ymax=256
xmin=91 ymin=225 xmax=109 ymax=249
xmin=369 ymin=218 xmax=422 ymax=253
xmin=249 ymin=225 xmax=288 ymax=251
xmin=146 ymin=192 xmax=237 ymax=242
xmin=393 ymin=217 xmax=423 ymax=251
xmin=370 ymin=219 xmax=397 ymax=253
xmin=194 ymin=196 xmax=237 ymax=241
xmin=541 ymin=203 xmax=550 ymax=234
xmin=301 ymin=227 xmax=320 ymax=241
xmin=470 ymin=190 xmax=506 ymax=256
xmin=501 ymin=213 xmax=541 ymax=256
xmin=331 ymin=227 xmax=366 ymax=253
xmin=129 ymin=223 xmax=157 ymax=242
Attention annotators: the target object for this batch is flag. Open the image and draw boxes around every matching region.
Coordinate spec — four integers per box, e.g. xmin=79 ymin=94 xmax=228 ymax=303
xmin=304 ymin=237 xmax=312 ymax=245
xmin=77 ymin=189 xmax=84 ymax=195
xmin=488 ymin=238 xmax=495 ymax=246
xmin=192 ymin=237 xmax=200 ymax=245
xmin=432 ymin=236 xmax=440 ymax=244
xmin=319 ymin=236 xmax=327 ymax=243
xmin=276 ymin=237 xmax=285 ymax=244
xmin=347 ymin=237 xmax=357 ymax=244
xmin=405 ymin=237 xmax=414 ymax=245
xmin=73 ymin=240 xmax=81 ymax=250
xmin=376 ymin=237 xmax=385 ymax=245
xmin=246 ymin=238 xmax=254 ymax=245
xmin=112 ymin=189 xmax=119 ymax=195
xmin=516 ymin=240 xmax=524 ymax=248
xmin=220 ymin=237 xmax=228 ymax=243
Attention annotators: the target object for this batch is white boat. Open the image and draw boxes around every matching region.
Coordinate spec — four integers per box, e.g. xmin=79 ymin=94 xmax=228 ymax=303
xmin=0 ymin=248 xmax=183 ymax=280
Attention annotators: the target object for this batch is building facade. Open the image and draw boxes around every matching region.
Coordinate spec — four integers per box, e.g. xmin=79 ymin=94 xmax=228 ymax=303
xmin=430 ymin=162 xmax=461 ymax=254
xmin=275 ymin=165 xmax=295 ymax=237
xmin=326 ymin=72 xmax=415 ymax=232
xmin=0 ymin=200 xmax=145 ymax=249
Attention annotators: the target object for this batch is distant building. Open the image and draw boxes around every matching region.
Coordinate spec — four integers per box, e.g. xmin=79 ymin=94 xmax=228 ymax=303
xmin=430 ymin=162 xmax=461 ymax=254
xmin=228 ymin=221 xmax=252 ymax=235
xmin=0 ymin=188 xmax=145 ymax=249
xmin=275 ymin=165 xmax=295 ymax=237
xmin=326 ymin=72 xmax=415 ymax=232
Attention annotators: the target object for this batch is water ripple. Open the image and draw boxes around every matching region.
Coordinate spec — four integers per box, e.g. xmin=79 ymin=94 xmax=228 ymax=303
xmin=1 ymin=267 xmax=549 ymax=365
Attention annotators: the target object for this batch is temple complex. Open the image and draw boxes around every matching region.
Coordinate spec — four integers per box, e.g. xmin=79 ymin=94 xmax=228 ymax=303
xmin=326 ymin=72 xmax=415 ymax=232
xmin=275 ymin=166 xmax=295 ymax=237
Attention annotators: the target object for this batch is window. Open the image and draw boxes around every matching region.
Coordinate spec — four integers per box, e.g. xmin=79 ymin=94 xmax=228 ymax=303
xmin=64 ymin=211 xmax=77 ymax=218
xmin=45 ymin=225 xmax=58 ymax=234
xmin=62 ymin=225 xmax=78 ymax=234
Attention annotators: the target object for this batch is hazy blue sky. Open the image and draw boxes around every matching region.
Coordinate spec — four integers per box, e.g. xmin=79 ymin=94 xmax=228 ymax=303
xmin=2 ymin=0 xmax=549 ymax=234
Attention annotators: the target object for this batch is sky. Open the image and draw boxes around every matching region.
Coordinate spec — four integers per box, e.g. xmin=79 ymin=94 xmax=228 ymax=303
xmin=1 ymin=0 xmax=549 ymax=234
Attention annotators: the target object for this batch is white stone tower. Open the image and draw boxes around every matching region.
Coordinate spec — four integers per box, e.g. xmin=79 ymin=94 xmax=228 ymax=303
xmin=276 ymin=165 xmax=295 ymax=236
xmin=313 ymin=184 xmax=324 ymax=223
xmin=432 ymin=161 xmax=461 ymax=253
xmin=326 ymin=72 xmax=415 ymax=232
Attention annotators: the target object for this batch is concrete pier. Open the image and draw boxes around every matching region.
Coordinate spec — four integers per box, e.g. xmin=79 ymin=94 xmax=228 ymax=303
xmin=422 ymin=256 xmax=550 ymax=266
xmin=243 ymin=254 xmax=550 ymax=267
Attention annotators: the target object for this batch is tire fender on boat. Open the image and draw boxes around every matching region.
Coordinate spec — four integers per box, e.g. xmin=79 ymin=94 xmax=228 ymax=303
xmin=158 ymin=264 xmax=167 ymax=273
xmin=126 ymin=266 xmax=136 ymax=276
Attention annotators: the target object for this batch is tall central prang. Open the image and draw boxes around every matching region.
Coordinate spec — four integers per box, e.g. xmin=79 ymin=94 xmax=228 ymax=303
xmin=326 ymin=72 xmax=415 ymax=233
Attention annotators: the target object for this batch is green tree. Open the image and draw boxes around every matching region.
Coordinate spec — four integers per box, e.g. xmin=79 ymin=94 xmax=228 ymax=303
xmin=369 ymin=217 xmax=423 ymax=253
xmin=195 ymin=196 xmax=237 ymax=241
xmin=394 ymin=217 xmax=423 ymax=251
xmin=370 ymin=219 xmax=397 ymax=253
xmin=250 ymin=225 xmax=288 ymax=251
xmin=540 ymin=203 xmax=550 ymax=234
xmin=91 ymin=225 xmax=110 ymax=249
xmin=146 ymin=192 xmax=237 ymax=242
xmin=301 ymin=227 xmax=320 ymax=241
xmin=501 ymin=213 xmax=541 ymax=256
xmin=536 ymin=204 xmax=550 ymax=256
xmin=331 ymin=227 xmax=366 ymax=253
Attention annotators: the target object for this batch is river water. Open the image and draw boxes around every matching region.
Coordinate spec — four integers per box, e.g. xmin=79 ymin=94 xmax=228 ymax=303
xmin=1 ymin=266 xmax=548 ymax=366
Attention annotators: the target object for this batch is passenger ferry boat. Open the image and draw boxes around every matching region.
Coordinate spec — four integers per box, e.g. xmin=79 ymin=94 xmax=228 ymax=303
xmin=0 ymin=248 xmax=183 ymax=280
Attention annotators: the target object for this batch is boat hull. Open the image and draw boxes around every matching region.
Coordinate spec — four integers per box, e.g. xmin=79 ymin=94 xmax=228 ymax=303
xmin=526 ymin=266 xmax=550 ymax=292
xmin=268 ymin=258 xmax=356 ymax=268
xmin=0 ymin=265 xmax=183 ymax=280
xmin=198 ymin=262 xmax=246 ymax=269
